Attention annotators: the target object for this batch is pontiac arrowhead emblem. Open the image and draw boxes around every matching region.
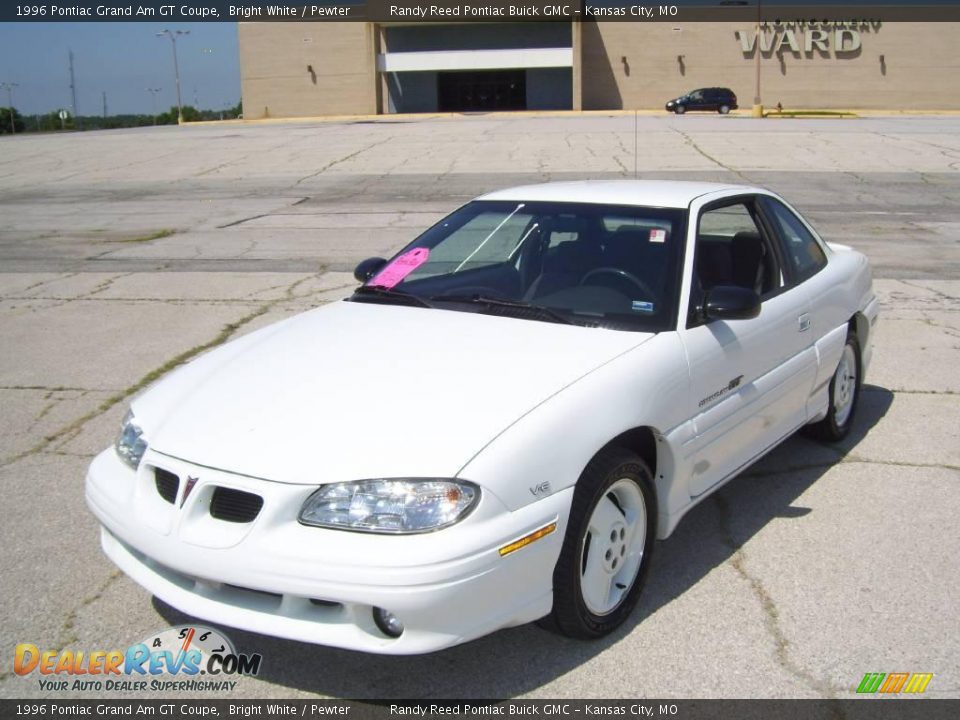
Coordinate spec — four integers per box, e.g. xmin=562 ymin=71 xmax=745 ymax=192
xmin=180 ymin=476 xmax=199 ymax=508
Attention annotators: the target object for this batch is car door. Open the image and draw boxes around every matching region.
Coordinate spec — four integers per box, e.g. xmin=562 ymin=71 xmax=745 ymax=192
xmin=703 ymin=89 xmax=719 ymax=111
xmin=678 ymin=195 xmax=818 ymax=498
xmin=687 ymin=90 xmax=706 ymax=110
xmin=758 ymin=195 xmax=846 ymax=415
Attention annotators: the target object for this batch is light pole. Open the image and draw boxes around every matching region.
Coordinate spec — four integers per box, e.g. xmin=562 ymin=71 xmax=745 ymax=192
xmin=156 ymin=29 xmax=189 ymax=124
xmin=146 ymin=87 xmax=161 ymax=125
xmin=197 ymin=48 xmax=215 ymax=114
xmin=1 ymin=82 xmax=18 ymax=134
xmin=753 ymin=0 xmax=763 ymax=117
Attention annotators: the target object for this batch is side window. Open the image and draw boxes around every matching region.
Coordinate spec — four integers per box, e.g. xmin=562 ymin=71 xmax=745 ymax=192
xmin=763 ymin=198 xmax=827 ymax=281
xmin=690 ymin=199 xmax=783 ymax=325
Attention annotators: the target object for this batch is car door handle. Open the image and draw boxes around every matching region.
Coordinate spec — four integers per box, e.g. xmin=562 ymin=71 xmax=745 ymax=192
xmin=798 ymin=313 xmax=811 ymax=332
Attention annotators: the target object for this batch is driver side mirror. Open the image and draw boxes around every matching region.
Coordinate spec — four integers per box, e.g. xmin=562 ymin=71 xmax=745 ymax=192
xmin=354 ymin=257 xmax=387 ymax=282
xmin=703 ymin=286 xmax=761 ymax=321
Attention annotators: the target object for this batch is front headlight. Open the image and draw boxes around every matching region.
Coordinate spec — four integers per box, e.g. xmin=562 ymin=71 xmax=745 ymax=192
xmin=299 ymin=479 xmax=479 ymax=534
xmin=115 ymin=410 xmax=148 ymax=470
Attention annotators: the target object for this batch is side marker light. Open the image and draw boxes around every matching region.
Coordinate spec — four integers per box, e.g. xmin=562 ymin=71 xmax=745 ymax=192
xmin=499 ymin=522 xmax=557 ymax=557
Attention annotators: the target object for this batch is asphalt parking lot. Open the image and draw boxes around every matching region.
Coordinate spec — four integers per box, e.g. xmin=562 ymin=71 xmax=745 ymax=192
xmin=0 ymin=113 xmax=958 ymax=700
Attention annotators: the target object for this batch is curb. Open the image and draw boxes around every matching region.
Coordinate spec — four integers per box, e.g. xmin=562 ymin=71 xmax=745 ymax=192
xmin=180 ymin=108 xmax=960 ymax=127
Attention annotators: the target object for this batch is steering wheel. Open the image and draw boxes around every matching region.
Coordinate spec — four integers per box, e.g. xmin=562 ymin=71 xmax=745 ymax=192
xmin=580 ymin=267 xmax=656 ymax=300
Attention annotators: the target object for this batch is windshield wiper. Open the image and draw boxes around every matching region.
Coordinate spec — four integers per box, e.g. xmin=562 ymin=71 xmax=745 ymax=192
xmin=350 ymin=285 xmax=433 ymax=308
xmin=429 ymin=293 xmax=574 ymax=325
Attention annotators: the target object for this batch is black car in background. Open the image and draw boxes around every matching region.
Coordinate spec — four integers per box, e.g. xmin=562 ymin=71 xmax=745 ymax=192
xmin=665 ymin=88 xmax=738 ymax=114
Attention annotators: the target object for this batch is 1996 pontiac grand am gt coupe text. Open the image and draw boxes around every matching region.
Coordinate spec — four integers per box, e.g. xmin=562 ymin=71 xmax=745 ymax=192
xmin=86 ymin=180 xmax=878 ymax=654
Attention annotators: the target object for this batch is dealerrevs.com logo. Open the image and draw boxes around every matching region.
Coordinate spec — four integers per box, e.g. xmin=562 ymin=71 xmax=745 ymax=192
xmin=14 ymin=625 xmax=262 ymax=692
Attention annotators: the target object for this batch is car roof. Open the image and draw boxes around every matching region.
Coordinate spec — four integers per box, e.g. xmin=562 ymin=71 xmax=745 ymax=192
xmin=478 ymin=180 xmax=763 ymax=209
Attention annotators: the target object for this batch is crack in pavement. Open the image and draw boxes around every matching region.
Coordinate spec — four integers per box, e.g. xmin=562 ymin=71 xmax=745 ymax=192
xmin=26 ymin=390 xmax=71 ymax=434
xmin=920 ymin=314 xmax=960 ymax=341
xmin=671 ymin=128 xmax=753 ymax=183
xmin=11 ymin=272 xmax=80 ymax=296
xmin=0 ymin=570 xmax=124 ymax=684
xmin=4 ymin=273 xmax=145 ymax=313
xmin=40 ymin=450 xmax=97 ymax=459
xmin=0 ymin=272 xmax=323 ymax=469
xmin=2 ymin=296 xmax=266 ymax=306
xmin=614 ymin=132 xmax=631 ymax=176
xmin=715 ymin=426 xmax=957 ymax=699
xmin=743 ymin=456 xmax=960 ymax=481
xmin=54 ymin=570 xmax=124 ymax=653
xmin=844 ymin=456 xmax=960 ymax=473
xmin=884 ymin=388 xmax=959 ymax=396
xmin=898 ymin=279 xmax=960 ymax=304
xmin=713 ymin=493 xmax=839 ymax=698
xmin=292 ymin=137 xmax=393 ymax=188
xmin=83 ymin=272 xmax=138 ymax=299
xmin=0 ymin=385 xmax=98 ymax=392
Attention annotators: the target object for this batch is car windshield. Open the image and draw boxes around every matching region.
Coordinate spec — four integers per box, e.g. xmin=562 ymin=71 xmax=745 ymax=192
xmin=353 ymin=200 xmax=687 ymax=332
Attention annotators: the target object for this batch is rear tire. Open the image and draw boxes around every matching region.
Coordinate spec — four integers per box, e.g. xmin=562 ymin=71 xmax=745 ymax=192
xmin=545 ymin=448 xmax=656 ymax=639
xmin=807 ymin=331 xmax=861 ymax=442
xmin=719 ymin=105 xmax=731 ymax=115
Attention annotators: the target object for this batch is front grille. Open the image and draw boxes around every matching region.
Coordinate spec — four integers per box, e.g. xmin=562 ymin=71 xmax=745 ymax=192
xmin=225 ymin=584 xmax=282 ymax=602
xmin=310 ymin=598 xmax=342 ymax=608
xmin=210 ymin=486 xmax=264 ymax=523
xmin=155 ymin=468 xmax=179 ymax=504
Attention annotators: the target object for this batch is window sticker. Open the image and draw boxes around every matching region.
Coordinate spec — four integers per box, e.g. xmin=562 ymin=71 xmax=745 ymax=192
xmin=631 ymin=300 xmax=655 ymax=313
xmin=369 ymin=248 xmax=430 ymax=289
xmin=649 ymin=229 xmax=667 ymax=243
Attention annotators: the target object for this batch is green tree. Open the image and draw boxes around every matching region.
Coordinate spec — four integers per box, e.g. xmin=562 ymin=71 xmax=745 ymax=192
xmin=0 ymin=107 xmax=25 ymax=134
xmin=155 ymin=105 xmax=203 ymax=124
xmin=33 ymin=111 xmax=74 ymax=132
xmin=180 ymin=105 xmax=202 ymax=122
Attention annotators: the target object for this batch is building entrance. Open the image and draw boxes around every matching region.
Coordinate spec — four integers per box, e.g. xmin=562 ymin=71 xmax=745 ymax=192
xmin=437 ymin=70 xmax=527 ymax=111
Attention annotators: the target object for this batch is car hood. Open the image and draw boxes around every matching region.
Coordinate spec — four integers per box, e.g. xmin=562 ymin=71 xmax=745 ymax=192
xmin=135 ymin=301 xmax=653 ymax=485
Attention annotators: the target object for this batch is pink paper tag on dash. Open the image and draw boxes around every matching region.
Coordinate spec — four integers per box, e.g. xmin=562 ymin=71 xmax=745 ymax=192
xmin=649 ymin=229 xmax=667 ymax=243
xmin=369 ymin=248 xmax=430 ymax=289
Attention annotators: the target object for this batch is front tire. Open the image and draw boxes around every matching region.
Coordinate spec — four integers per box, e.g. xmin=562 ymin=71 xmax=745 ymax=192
xmin=546 ymin=448 xmax=656 ymax=639
xmin=675 ymin=105 xmax=686 ymax=115
xmin=807 ymin=331 xmax=861 ymax=441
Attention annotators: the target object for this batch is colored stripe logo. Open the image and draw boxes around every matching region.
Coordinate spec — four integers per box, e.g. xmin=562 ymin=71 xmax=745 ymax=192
xmin=857 ymin=672 xmax=933 ymax=694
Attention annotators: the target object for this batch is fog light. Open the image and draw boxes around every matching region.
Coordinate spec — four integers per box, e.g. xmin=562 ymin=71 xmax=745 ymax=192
xmin=373 ymin=607 xmax=404 ymax=638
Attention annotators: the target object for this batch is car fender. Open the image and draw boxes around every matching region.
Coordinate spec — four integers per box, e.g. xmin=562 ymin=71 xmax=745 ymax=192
xmin=458 ymin=332 xmax=692 ymax=537
xmin=801 ymin=248 xmax=875 ymax=378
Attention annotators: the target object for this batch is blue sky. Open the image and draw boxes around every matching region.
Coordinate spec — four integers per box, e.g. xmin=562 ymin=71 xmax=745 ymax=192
xmin=0 ymin=23 xmax=240 ymax=116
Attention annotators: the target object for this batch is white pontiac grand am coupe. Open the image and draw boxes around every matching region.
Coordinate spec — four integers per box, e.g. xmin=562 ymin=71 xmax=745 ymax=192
xmin=86 ymin=180 xmax=878 ymax=654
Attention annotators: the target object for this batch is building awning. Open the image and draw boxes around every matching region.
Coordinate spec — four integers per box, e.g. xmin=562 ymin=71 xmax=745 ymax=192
xmin=377 ymin=48 xmax=573 ymax=73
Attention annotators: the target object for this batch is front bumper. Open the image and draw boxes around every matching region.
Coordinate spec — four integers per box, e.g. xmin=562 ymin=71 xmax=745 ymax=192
xmin=86 ymin=448 xmax=570 ymax=654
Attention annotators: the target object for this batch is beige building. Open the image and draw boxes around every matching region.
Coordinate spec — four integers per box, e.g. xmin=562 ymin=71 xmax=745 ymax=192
xmin=238 ymin=21 xmax=960 ymax=118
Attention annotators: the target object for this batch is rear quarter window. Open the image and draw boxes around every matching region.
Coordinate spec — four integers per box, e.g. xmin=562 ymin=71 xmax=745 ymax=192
xmin=763 ymin=197 xmax=828 ymax=281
